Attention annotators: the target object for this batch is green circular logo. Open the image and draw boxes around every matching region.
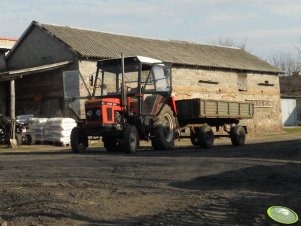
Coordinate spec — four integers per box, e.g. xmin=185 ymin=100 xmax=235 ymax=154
xmin=267 ymin=206 xmax=299 ymax=224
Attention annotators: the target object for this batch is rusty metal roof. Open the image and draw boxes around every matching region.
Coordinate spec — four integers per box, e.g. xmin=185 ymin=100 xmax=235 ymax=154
xmin=36 ymin=22 xmax=279 ymax=73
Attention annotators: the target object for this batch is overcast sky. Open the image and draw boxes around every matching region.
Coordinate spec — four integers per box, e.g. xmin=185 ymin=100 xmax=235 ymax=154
xmin=1 ymin=0 xmax=301 ymax=59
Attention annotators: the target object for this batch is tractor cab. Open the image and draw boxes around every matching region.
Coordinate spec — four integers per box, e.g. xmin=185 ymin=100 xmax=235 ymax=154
xmin=91 ymin=56 xmax=172 ymax=117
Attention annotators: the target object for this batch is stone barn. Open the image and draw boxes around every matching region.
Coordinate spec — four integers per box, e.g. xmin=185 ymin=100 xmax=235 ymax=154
xmin=1 ymin=21 xmax=281 ymax=134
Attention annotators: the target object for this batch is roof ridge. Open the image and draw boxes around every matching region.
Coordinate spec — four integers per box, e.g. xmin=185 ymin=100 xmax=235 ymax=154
xmin=40 ymin=22 xmax=239 ymax=50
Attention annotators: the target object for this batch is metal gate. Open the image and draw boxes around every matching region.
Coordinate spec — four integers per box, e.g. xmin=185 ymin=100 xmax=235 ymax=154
xmin=281 ymin=98 xmax=297 ymax=126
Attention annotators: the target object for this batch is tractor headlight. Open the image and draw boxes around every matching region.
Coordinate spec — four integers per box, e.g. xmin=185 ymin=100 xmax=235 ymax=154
xmin=96 ymin=109 xmax=101 ymax=116
xmin=86 ymin=110 xmax=93 ymax=118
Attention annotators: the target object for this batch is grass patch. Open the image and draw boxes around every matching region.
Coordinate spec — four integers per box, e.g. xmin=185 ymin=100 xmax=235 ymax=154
xmin=283 ymin=126 xmax=301 ymax=134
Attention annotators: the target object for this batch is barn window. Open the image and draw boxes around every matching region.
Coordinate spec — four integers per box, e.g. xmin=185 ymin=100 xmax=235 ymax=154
xmin=237 ymin=73 xmax=247 ymax=91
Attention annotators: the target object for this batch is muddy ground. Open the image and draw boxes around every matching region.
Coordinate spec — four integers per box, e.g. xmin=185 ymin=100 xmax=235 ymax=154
xmin=0 ymin=131 xmax=300 ymax=226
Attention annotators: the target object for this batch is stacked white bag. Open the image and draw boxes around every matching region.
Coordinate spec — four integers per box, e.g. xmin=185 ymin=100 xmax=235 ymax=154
xmin=44 ymin=118 xmax=77 ymax=145
xmin=26 ymin=118 xmax=48 ymax=143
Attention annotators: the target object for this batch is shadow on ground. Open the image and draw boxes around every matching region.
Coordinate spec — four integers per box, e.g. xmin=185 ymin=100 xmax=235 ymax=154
xmin=136 ymin=164 xmax=301 ymax=226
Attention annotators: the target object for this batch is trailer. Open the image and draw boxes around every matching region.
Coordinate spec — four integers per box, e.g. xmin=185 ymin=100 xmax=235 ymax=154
xmin=175 ymin=98 xmax=254 ymax=147
xmin=65 ymin=55 xmax=254 ymax=153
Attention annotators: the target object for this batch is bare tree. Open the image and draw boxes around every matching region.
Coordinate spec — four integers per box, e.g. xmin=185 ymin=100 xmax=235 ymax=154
xmin=297 ymin=35 xmax=301 ymax=61
xmin=268 ymin=51 xmax=300 ymax=76
xmin=210 ymin=37 xmax=248 ymax=50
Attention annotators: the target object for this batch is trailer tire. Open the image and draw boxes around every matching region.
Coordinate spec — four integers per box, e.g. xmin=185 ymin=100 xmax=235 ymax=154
xmin=198 ymin=124 xmax=214 ymax=148
xmin=190 ymin=127 xmax=200 ymax=146
xmin=151 ymin=105 xmax=176 ymax=150
xmin=71 ymin=127 xmax=88 ymax=153
xmin=230 ymin=125 xmax=245 ymax=146
xmin=122 ymin=124 xmax=138 ymax=153
xmin=102 ymin=136 xmax=119 ymax=152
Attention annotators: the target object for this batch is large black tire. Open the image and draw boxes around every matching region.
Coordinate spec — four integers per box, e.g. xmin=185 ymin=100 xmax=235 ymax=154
xmin=198 ymin=124 xmax=214 ymax=148
xmin=230 ymin=125 xmax=246 ymax=146
xmin=190 ymin=127 xmax=200 ymax=146
xmin=151 ymin=105 xmax=176 ymax=150
xmin=70 ymin=127 xmax=88 ymax=153
xmin=102 ymin=136 xmax=119 ymax=152
xmin=122 ymin=125 xmax=138 ymax=153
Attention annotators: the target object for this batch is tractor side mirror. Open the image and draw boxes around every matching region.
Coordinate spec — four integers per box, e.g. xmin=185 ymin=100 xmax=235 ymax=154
xmin=89 ymin=74 xmax=94 ymax=86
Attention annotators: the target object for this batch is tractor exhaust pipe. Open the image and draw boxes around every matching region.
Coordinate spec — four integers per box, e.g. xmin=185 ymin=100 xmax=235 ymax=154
xmin=121 ymin=53 xmax=127 ymax=109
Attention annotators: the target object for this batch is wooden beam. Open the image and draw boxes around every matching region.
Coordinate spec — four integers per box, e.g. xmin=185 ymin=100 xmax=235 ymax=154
xmin=0 ymin=61 xmax=72 ymax=82
xmin=9 ymin=79 xmax=17 ymax=147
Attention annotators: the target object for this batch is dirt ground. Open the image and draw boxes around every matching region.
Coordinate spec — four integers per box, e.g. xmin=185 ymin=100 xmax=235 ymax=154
xmin=0 ymin=130 xmax=300 ymax=226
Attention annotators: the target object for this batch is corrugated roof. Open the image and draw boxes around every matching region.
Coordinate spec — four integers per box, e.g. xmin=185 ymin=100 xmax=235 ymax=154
xmin=39 ymin=22 xmax=279 ymax=73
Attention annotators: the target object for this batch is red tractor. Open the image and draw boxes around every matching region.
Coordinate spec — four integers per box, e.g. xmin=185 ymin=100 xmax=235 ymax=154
xmin=70 ymin=56 xmax=178 ymax=153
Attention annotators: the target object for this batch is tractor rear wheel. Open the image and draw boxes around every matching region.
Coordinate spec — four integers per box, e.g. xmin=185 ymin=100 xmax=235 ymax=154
xmin=198 ymin=124 xmax=214 ymax=148
xmin=151 ymin=105 xmax=176 ymax=150
xmin=122 ymin=124 xmax=139 ymax=153
xmin=71 ymin=127 xmax=88 ymax=153
xmin=230 ymin=125 xmax=246 ymax=146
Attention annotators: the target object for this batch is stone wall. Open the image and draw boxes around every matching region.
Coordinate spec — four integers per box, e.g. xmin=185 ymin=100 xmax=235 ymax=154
xmin=172 ymin=67 xmax=282 ymax=134
xmin=76 ymin=61 xmax=282 ymax=134
xmin=6 ymin=26 xmax=75 ymax=70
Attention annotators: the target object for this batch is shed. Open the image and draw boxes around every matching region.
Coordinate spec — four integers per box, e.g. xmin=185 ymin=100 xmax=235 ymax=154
xmin=0 ymin=21 xmax=281 ymax=134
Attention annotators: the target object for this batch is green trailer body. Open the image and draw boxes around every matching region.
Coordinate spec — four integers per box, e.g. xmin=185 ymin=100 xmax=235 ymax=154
xmin=176 ymin=98 xmax=254 ymax=122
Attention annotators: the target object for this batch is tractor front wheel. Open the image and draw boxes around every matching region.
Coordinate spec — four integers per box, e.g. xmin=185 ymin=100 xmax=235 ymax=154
xmin=71 ymin=127 xmax=88 ymax=153
xmin=122 ymin=125 xmax=139 ymax=153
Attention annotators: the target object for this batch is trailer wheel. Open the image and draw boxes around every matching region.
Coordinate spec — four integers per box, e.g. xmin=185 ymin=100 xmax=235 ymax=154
xmin=122 ymin=125 xmax=138 ymax=153
xmin=190 ymin=127 xmax=200 ymax=146
xmin=230 ymin=125 xmax=245 ymax=146
xmin=198 ymin=124 xmax=214 ymax=148
xmin=102 ymin=136 xmax=119 ymax=152
xmin=151 ymin=105 xmax=176 ymax=150
xmin=71 ymin=127 xmax=88 ymax=153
